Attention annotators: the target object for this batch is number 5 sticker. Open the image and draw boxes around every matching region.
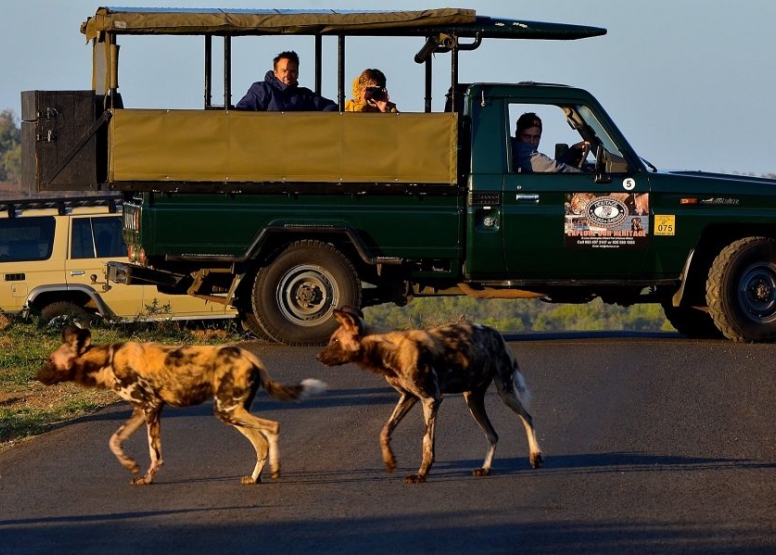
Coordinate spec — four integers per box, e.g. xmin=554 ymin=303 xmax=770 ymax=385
xmin=654 ymin=215 xmax=676 ymax=236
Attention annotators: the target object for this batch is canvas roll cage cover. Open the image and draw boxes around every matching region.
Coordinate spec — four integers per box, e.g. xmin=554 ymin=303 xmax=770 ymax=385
xmin=82 ymin=6 xmax=606 ymax=112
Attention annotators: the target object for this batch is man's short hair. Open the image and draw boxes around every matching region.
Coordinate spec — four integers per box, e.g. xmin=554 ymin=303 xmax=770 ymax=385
xmin=516 ymin=112 xmax=543 ymax=135
xmin=274 ymin=50 xmax=300 ymax=68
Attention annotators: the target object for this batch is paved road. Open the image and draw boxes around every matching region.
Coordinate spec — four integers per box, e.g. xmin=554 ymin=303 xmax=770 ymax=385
xmin=2 ymin=333 xmax=776 ymax=554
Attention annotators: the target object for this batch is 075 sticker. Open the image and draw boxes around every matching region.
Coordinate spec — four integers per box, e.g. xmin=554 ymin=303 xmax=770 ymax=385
xmin=654 ymin=215 xmax=675 ymax=236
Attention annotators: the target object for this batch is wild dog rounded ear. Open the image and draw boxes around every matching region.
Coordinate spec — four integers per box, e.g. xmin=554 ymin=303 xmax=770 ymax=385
xmin=62 ymin=325 xmax=82 ymax=342
xmin=334 ymin=305 xmax=365 ymax=333
xmin=63 ymin=325 xmax=92 ymax=351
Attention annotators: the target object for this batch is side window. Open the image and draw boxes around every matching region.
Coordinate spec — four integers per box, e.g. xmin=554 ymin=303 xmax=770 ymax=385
xmin=0 ymin=216 xmax=55 ymax=261
xmin=71 ymin=218 xmax=95 ymax=259
xmin=508 ymin=103 xmax=590 ymax=174
xmin=93 ymin=217 xmax=126 ymax=258
xmin=71 ymin=216 xmax=126 ymax=259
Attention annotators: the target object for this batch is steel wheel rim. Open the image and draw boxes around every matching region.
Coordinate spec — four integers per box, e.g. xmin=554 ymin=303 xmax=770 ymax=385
xmin=276 ymin=264 xmax=339 ymax=327
xmin=737 ymin=261 xmax=776 ymax=322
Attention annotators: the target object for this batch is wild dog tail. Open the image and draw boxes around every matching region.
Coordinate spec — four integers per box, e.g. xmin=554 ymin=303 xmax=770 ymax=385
xmin=501 ymin=333 xmax=532 ymax=410
xmin=259 ymin=367 xmax=327 ymax=402
xmin=241 ymin=349 xmax=326 ymax=401
xmin=264 ymin=377 xmax=327 ymax=402
xmin=513 ymin=368 xmax=532 ymax=411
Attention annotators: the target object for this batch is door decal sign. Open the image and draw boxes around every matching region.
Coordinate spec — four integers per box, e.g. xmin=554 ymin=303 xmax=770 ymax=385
xmin=564 ymin=192 xmax=649 ymax=249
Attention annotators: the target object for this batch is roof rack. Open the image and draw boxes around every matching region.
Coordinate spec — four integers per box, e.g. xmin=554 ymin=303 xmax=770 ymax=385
xmin=0 ymin=195 xmax=123 ymax=218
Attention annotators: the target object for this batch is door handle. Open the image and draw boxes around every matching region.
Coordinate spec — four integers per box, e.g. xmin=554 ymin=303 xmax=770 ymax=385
xmin=515 ymin=194 xmax=540 ymax=203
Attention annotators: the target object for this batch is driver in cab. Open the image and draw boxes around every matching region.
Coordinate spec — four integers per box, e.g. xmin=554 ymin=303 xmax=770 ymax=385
xmin=512 ymin=112 xmax=589 ymax=173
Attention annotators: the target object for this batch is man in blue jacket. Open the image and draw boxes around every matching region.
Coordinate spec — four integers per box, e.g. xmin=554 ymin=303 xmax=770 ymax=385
xmin=236 ymin=51 xmax=337 ymax=112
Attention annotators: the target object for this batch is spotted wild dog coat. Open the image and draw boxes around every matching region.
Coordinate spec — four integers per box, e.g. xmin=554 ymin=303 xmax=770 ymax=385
xmin=38 ymin=325 xmax=326 ymax=485
xmin=317 ymin=306 xmax=543 ymax=483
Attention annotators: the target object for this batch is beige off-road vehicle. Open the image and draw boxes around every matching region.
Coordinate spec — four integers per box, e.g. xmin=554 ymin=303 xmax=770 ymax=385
xmin=0 ymin=195 xmax=236 ymax=325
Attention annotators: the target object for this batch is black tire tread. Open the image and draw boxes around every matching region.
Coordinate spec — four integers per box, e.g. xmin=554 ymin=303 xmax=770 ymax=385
xmin=706 ymin=236 xmax=776 ymax=342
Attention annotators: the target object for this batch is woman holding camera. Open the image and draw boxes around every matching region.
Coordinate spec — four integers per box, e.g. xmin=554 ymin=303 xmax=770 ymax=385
xmin=345 ymin=68 xmax=398 ymax=113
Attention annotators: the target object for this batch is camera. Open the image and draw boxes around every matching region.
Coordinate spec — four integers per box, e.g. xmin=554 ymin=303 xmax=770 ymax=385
xmin=364 ymin=86 xmax=386 ymax=102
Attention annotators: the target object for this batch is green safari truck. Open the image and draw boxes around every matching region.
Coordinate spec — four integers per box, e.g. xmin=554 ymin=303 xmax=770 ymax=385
xmin=22 ymin=7 xmax=776 ymax=344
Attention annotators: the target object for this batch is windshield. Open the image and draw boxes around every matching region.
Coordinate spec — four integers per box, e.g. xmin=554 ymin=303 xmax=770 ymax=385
xmin=577 ymin=104 xmax=624 ymax=158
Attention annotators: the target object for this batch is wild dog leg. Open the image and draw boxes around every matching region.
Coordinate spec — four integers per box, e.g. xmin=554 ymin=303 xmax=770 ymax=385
xmin=463 ymin=390 xmax=499 ymax=476
xmin=380 ymin=392 xmax=417 ymax=473
xmin=495 ymin=382 xmax=544 ymax=469
xmin=132 ymin=406 xmax=164 ymax=485
xmin=216 ymin=404 xmax=280 ymax=483
xmin=108 ymin=407 xmax=146 ymax=476
xmin=233 ymin=426 xmax=271 ymax=485
xmin=405 ymin=395 xmax=441 ymax=484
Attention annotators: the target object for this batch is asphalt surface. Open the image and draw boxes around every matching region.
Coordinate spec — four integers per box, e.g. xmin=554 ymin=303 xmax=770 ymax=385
xmin=2 ymin=333 xmax=776 ymax=554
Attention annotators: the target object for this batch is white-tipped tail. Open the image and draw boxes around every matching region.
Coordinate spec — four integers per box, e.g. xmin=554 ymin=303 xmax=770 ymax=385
xmin=300 ymin=378 xmax=327 ymax=399
xmin=513 ymin=370 xmax=532 ymax=410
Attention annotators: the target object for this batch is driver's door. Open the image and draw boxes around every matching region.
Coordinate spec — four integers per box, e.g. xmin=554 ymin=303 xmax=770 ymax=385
xmin=501 ymin=102 xmax=652 ymax=280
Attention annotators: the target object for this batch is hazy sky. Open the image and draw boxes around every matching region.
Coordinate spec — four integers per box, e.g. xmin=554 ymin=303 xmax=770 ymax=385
xmin=2 ymin=0 xmax=775 ymax=176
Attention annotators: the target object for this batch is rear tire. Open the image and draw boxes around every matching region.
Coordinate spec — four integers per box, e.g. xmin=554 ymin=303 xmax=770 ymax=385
xmin=706 ymin=236 xmax=776 ymax=342
xmin=251 ymin=240 xmax=361 ymax=345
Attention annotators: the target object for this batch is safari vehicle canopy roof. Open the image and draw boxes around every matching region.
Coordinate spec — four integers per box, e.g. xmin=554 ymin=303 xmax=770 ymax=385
xmin=81 ymin=7 xmax=606 ymax=40
xmin=81 ymin=6 xmax=607 ymax=112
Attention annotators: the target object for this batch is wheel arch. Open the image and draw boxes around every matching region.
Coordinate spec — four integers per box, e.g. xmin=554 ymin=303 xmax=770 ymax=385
xmin=673 ymin=225 xmax=776 ymax=308
xmin=25 ymin=284 xmax=112 ymax=317
xmin=232 ymin=225 xmax=401 ymax=310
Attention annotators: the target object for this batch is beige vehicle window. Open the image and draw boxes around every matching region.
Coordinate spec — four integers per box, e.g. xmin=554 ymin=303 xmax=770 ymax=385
xmin=0 ymin=217 xmax=55 ymax=262
xmin=71 ymin=217 xmax=125 ymax=259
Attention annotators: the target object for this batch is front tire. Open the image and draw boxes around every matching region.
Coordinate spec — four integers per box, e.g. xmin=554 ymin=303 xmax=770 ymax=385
xmin=706 ymin=236 xmax=776 ymax=342
xmin=251 ymin=240 xmax=361 ymax=345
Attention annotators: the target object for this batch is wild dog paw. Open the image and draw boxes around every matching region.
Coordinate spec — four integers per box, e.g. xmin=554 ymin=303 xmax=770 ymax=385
xmin=241 ymin=476 xmax=260 ymax=485
xmin=530 ymin=453 xmax=544 ymax=469
xmin=130 ymin=475 xmax=153 ymax=486
xmin=382 ymin=452 xmax=397 ymax=473
xmin=404 ymin=474 xmax=427 ymax=484
xmin=472 ymin=467 xmax=491 ymax=477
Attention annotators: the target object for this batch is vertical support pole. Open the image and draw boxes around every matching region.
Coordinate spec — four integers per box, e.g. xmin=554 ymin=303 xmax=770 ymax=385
xmin=204 ymin=35 xmax=212 ymax=108
xmin=337 ymin=35 xmax=345 ymax=110
xmin=109 ymin=34 xmax=120 ymax=102
xmin=224 ymin=35 xmax=232 ymax=109
xmin=314 ymin=35 xmax=323 ymax=94
xmin=424 ymin=55 xmax=433 ymax=113
xmin=450 ymin=46 xmax=459 ymax=113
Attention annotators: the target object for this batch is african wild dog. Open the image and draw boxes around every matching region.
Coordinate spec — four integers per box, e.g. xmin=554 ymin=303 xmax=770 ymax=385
xmin=37 ymin=325 xmax=326 ymax=486
xmin=317 ymin=306 xmax=543 ymax=483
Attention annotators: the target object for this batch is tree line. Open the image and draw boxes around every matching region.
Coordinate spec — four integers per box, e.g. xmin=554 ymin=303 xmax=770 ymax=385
xmin=0 ymin=110 xmax=21 ymax=188
xmin=364 ymin=296 xmax=673 ymax=333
